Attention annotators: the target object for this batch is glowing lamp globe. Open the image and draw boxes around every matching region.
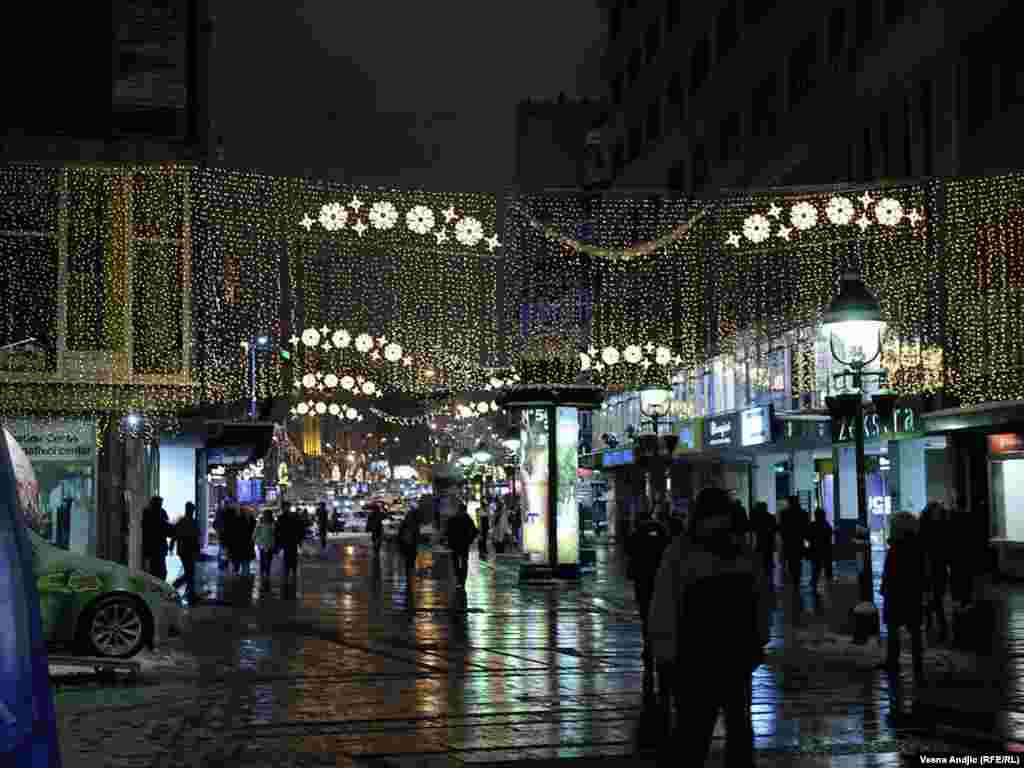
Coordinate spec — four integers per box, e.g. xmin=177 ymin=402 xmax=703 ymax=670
xmin=822 ymin=272 xmax=885 ymax=365
xmin=639 ymin=385 xmax=672 ymax=419
xmin=457 ymin=452 xmax=474 ymax=467
xmin=473 ymin=448 xmax=492 ymax=464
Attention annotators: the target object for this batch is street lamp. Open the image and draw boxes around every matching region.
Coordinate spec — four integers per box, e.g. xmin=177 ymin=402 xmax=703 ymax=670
xmin=456 ymin=451 xmax=474 ymax=467
xmin=822 ymin=271 xmax=888 ymax=644
xmin=244 ymin=336 xmax=272 ymax=419
xmin=639 ymin=383 xmax=673 ymax=432
xmin=636 ymin=381 xmax=678 ymax=521
xmin=502 ymin=432 xmax=521 ymax=501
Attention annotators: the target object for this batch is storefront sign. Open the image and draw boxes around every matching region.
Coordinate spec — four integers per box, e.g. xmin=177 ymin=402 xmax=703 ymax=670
xmin=740 ymin=405 xmax=774 ymax=447
xmin=705 ymin=414 xmax=738 ymax=449
xmin=834 ymin=406 xmax=919 ymax=444
xmin=989 ymin=433 xmax=1024 ymax=455
xmin=673 ymin=418 xmax=704 ymax=455
xmin=8 ymin=419 xmax=96 ymax=462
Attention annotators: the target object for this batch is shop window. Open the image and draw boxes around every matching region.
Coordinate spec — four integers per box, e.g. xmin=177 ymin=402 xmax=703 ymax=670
xmin=716 ymin=0 xmax=739 ymax=61
xmin=690 ymin=37 xmax=710 ymax=95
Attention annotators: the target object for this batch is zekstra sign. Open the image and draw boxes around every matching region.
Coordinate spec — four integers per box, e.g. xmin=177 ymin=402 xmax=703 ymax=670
xmin=834 ymin=405 xmax=919 ymax=444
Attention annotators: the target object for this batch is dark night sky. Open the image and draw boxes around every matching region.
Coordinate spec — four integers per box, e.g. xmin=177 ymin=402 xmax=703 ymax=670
xmin=211 ymin=1 xmax=605 ymax=191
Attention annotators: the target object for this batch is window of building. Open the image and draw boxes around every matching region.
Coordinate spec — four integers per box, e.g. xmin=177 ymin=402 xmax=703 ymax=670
xmin=647 ymin=99 xmax=662 ymax=143
xmin=693 ymin=143 xmax=708 ymax=190
xmin=645 ymin=22 xmax=661 ymax=65
xmin=629 ymin=49 xmax=642 ymax=84
xmin=968 ymin=57 xmax=994 ymax=136
xmin=666 ymin=0 xmax=680 ymax=30
xmin=828 ymin=6 xmax=846 ymax=62
xmin=744 ymin=0 xmax=776 ymax=25
xmin=716 ymin=0 xmax=739 ymax=61
xmin=610 ymin=3 xmax=622 ymax=40
xmin=751 ymin=73 xmax=777 ymax=138
xmin=690 ymin=37 xmax=711 ymax=95
xmin=862 ymin=126 xmax=873 ymax=180
xmin=855 ymin=0 xmax=874 ymax=48
xmin=885 ymin=0 xmax=906 ymax=24
xmin=629 ymin=121 xmax=643 ymax=160
xmin=788 ymin=33 xmax=817 ymax=110
xmin=668 ymin=160 xmax=686 ymax=191
xmin=719 ymin=111 xmax=741 ymax=164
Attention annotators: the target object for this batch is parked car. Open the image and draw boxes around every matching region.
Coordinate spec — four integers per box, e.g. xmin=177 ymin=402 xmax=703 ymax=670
xmin=30 ymin=528 xmax=185 ymax=658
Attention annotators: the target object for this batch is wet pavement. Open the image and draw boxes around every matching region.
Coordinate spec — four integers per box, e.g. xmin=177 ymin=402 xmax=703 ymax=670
xmin=51 ymin=535 xmax=1023 ymax=767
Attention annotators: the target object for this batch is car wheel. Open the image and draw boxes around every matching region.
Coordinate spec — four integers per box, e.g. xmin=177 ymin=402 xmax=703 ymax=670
xmin=79 ymin=595 xmax=149 ymax=658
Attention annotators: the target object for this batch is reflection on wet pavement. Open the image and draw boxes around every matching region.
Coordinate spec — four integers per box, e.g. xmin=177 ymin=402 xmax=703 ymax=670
xmin=55 ymin=539 xmax=1024 ymax=766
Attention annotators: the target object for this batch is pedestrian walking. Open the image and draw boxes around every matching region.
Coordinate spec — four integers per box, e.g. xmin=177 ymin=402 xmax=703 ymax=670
xmin=509 ymin=498 xmax=522 ymax=549
xmin=317 ymin=501 xmax=328 ymax=551
xmin=142 ymin=496 xmax=172 ymax=580
xmin=492 ymin=502 xmax=511 ymax=554
xmin=277 ymin=503 xmax=306 ymax=587
xmin=398 ymin=506 xmax=421 ymax=582
xmin=255 ymin=508 xmax=276 ymax=586
xmin=648 ymin=487 xmax=771 ymax=766
xmin=478 ymin=496 xmax=492 ymax=558
xmin=235 ymin=507 xmax=257 ymax=576
xmin=920 ymin=501 xmax=950 ymax=639
xmin=626 ymin=506 xmax=671 ymax=699
xmin=170 ymin=502 xmax=201 ymax=603
xmin=880 ymin=511 xmax=926 ymax=685
xmin=781 ymin=496 xmax=809 ymax=586
xmin=215 ymin=502 xmax=234 ymax=570
xmin=808 ymin=507 xmax=834 ymax=591
xmin=366 ymin=503 xmax=385 ymax=554
xmin=446 ymin=503 xmax=478 ymax=589
xmin=751 ymin=501 xmax=777 ymax=579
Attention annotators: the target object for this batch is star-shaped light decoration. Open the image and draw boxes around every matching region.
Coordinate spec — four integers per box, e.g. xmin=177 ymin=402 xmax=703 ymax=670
xmin=315 ymin=372 xmax=323 ymax=380
xmin=777 ymin=225 xmax=792 ymax=241
xmin=434 ymin=229 xmax=448 ymax=245
xmin=726 ymin=232 xmax=742 ymax=247
xmin=859 ymin=191 xmax=874 ymax=209
xmin=767 ymin=203 xmax=782 ymax=218
xmin=644 ymin=342 xmax=655 ymax=353
xmin=300 ymin=215 xmax=314 ymax=231
xmin=316 ymin=383 xmax=325 ymax=391
xmin=352 ymin=220 xmax=368 ymax=237
xmin=370 ymin=351 xmax=381 ymax=360
xmin=289 ymin=335 xmax=300 ymax=346
xmin=349 ymin=196 xmax=363 ymax=212
xmin=641 ymin=359 xmax=652 ymax=369
xmin=442 ymin=206 xmax=457 ymax=224
xmin=485 ymin=234 xmax=501 ymax=251
xmin=377 ymin=336 xmax=387 ymax=346
xmin=594 ymin=363 xmax=605 ymax=372
xmin=673 ymin=355 xmax=683 ymax=365
xmin=321 ymin=342 xmax=332 ymax=352
xmin=856 ymin=214 xmax=872 ymax=232
xmin=907 ymin=208 xmax=923 ymax=226
xmin=587 ymin=346 xmax=598 ymax=357
xmin=319 ymin=325 xmax=330 ymax=336
xmin=293 ymin=379 xmax=302 ymax=389
xmin=402 ymin=356 xmax=412 ymax=366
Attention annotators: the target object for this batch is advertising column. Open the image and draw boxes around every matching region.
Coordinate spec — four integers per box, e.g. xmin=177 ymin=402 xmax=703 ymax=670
xmin=8 ymin=418 xmax=97 ymax=556
xmin=519 ymin=407 xmax=551 ymax=562
xmin=555 ymin=406 xmax=579 ymax=566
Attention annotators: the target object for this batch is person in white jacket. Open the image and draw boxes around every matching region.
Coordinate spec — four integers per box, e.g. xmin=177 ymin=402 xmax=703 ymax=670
xmin=647 ymin=487 xmax=772 ymax=766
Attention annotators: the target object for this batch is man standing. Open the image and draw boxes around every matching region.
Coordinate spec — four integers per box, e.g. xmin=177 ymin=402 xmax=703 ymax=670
xmin=317 ymin=501 xmax=329 ymax=551
xmin=626 ymin=506 xmax=671 ymax=697
xmin=478 ymin=497 xmax=492 ymax=558
xmin=142 ymin=496 xmax=172 ymax=580
xmin=171 ymin=502 xmax=201 ymax=603
xmin=445 ymin=503 xmax=478 ymax=589
xmin=275 ymin=503 xmax=304 ymax=588
xmin=398 ymin=505 xmax=421 ymax=582
xmin=752 ymin=501 xmax=777 ymax=579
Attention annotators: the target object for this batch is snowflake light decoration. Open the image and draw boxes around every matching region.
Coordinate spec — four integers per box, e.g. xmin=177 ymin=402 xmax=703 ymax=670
xmin=406 ymin=205 xmax=435 ymax=234
xmin=296 ymin=402 xmax=310 ymax=415
xmin=323 ymin=373 xmax=338 ymax=388
xmin=875 ymin=197 xmax=904 ymax=227
xmin=742 ymin=214 xmax=771 ymax=244
xmin=623 ymin=344 xmax=643 ymax=364
xmin=383 ymin=342 xmax=403 ymax=362
xmin=369 ymin=201 xmax=399 ymax=230
xmin=340 ymin=375 xmax=355 ymax=390
xmin=301 ymin=373 xmax=316 ymax=388
xmin=655 ymin=346 xmax=672 ymax=365
xmin=454 ymin=216 xmax=485 ymax=247
xmin=825 ymin=196 xmax=855 ymax=226
xmin=315 ymin=402 xmax=328 ymax=415
xmin=580 ymin=352 xmax=592 ymax=370
xmin=789 ymin=201 xmax=818 ymax=231
xmin=331 ymin=329 xmax=351 ymax=348
xmin=354 ymin=334 xmax=374 ymax=353
xmin=601 ymin=346 xmax=621 ymax=366
xmin=318 ymin=202 xmax=347 ymax=232
xmin=361 ymin=381 xmax=376 ymax=395
xmin=301 ymin=328 xmax=321 ymax=348
xmin=328 ymin=404 xmax=341 ymax=416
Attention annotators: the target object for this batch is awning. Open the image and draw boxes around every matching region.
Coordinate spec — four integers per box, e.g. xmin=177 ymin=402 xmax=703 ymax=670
xmin=923 ymin=400 xmax=1024 ymax=433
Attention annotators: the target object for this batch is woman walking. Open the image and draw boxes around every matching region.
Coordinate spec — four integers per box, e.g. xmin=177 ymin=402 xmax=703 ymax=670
xmin=492 ymin=502 xmax=511 ymax=554
xmin=255 ymin=508 xmax=276 ymax=587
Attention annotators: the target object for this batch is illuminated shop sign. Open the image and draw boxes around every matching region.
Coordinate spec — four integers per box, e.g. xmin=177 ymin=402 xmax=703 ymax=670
xmin=989 ymin=433 xmax=1024 ymax=455
xmin=834 ymin=406 xmax=918 ymax=444
xmin=705 ymin=414 xmax=738 ymax=449
xmin=601 ymin=448 xmax=634 ymax=466
xmin=741 ymin=405 xmax=774 ymax=447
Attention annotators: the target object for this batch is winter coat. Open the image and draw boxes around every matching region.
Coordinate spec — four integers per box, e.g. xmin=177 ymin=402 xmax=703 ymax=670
xmin=491 ymin=508 xmax=511 ymax=544
xmin=446 ymin=512 xmax=478 ymax=552
xmin=753 ymin=509 xmax=777 ymax=554
xmin=626 ymin=520 xmax=671 ymax=605
xmin=881 ymin=534 xmax=926 ymax=627
xmin=648 ymin=534 xmax=771 ymax=672
xmin=807 ymin=520 xmax=833 ymax=563
xmin=142 ymin=504 xmax=172 ymax=558
xmin=274 ymin=512 xmax=305 ymax=555
xmin=172 ymin=516 xmax=201 ymax=560
xmin=399 ymin=511 xmax=421 ymax=557
xmin=366 ymin=507 xmax=385 ymax=536
xmin=254 ymin=522 xmax=274 ymax=550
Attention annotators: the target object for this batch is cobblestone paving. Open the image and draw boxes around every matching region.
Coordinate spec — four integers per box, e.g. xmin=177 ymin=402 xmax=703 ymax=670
xmin=51 ymin=537 xmax=1023 ymax=767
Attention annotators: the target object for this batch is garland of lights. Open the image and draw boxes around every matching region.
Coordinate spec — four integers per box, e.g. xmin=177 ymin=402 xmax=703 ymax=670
xmin=289 ymin=400 xmax=365 ymax=421
xmin=294 ymin=370 xmax=383 ymax=398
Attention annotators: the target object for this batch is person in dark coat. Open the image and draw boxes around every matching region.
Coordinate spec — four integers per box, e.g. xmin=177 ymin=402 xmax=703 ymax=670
xmin=478 ymin=497 xmax=492 ymax=558
xmin=445 ymin=503 xmax=478 ymax=589
xmin=920 ymin=502 xmax=951 ymax=638
xmin=317 ymin=502 xmax=328 ymax=550
xmin=142 ymin=496 xmax=172 ymax=580
xmin=224 ymin=504 xmax=245 ymax=574
xmin=880 ymin=512 xmax=926 ymax=684
xmin=808 ymin=507 xmax=834 ymax=591
xmin=274 ymin=503 xmax=305 ymax=586
xmin=170 ymin=502 xmax=201 ymax=603
xmin=626 ymin=507 xmax=671 ymax=694
xmin=398 ymin=506 xmax=421 ymax=582
xmin=366 ymin=503 xmax=386 ymax=553
xmin=751 ymin=501 xmax=777 ymax=578
xmin=239 ymin=507 xmax=257 ymax=576
xmin=215 ymin=502 xmax=235 ymax=570
xmin=780 ymin=496 xmax=808 ymax=586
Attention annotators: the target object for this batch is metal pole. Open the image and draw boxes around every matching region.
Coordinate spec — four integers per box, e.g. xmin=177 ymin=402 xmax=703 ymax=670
xmin=854 ymin=393 xmax=873 ymax=604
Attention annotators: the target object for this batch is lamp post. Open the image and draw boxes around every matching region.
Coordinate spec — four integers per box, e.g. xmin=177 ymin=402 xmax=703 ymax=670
xmin=502 ymin=433 xmax=521 ymax=501
xmin=244 ymin=335 xmax=271 ymax=420
xmin=822 ymin=272 xmax=889 ymax=644
xmin=637 ymin=382 xmax=677 ymax=519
